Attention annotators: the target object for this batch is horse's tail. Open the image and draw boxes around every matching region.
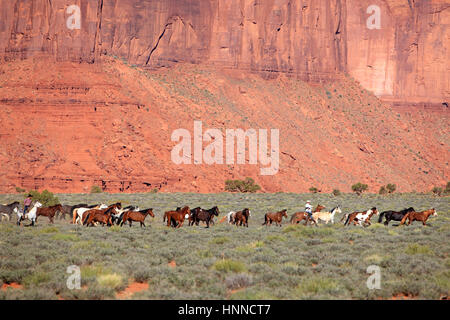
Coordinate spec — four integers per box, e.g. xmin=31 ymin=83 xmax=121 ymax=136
xmin=82 ymin=212 xmax=90 ymax=226
xmin=163 ymin=212 xmax=167 ymax=222
xmin=378 ymin=211 xmax=385 ymax=223
xmin=262 ymin=214 xmax=267 ymax=225
xmin=399 ymin=213 xmax=409 ymax=225
xmin=344 ymin=214 xmax=351 ymax=226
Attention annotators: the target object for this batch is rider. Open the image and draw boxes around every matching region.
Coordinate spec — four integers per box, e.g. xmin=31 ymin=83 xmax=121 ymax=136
xmin=305 ymin=200 xmax=313 ymax=224
xmin=23 ymin=194 xmax=32 ymax=214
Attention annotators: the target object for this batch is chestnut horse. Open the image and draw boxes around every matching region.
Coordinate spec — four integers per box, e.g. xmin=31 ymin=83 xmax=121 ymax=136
xmin=290 ymin=204 xmax=325 ymax=225
xmin=399 ymin=208 xmax=437 ymax=226
xmin=121 ymin=208 xmax=155 ymax=227
xmin=36 ymin=204 xmax=63 ymax=224
xmin=164 ymin=206 xmax=190 ymax=228
xmin=82 ymin=204 xmax=121 ymax=227
xmin=233 ymin=208 xmax=251 ymax=227
xmin=262 ymin=209 xmax=288 ymax=226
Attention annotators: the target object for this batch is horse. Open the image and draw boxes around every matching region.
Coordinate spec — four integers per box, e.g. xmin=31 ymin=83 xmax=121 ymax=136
xmin=312 ymin=206 xmax=342 ymax=225
xmin=290 ymin=204 xmax=325 ymax=225
xmin=111 ymin=205 xmax=140 ymax=225
xmin=17 ymin=202 xmax=43 ymax=226
xmin=83 ymin=204 xmax=121 ymax=227
xmin=121 ymin=208 xmax=155 ymax=227
xmin=0 ymin=201 xmax=20 ymax=221
xmin=191 ymin=206 xmax=220 ymax=228
xmin=233 ymin=208 xmax=251 ymax=227
xmin=72 ymin=204 xmax=106 ymax=224
xmin=378 ymin=207 xmax=415 ymax=226
xmin=227 ymin=211 xmax=237 ymax=224
xmin=36 ymin=204 xmax=63 ymax=224
xmin=344 ymin=207 xmax=378 ymax=227
xmin=187 ymin=207 xmax=201 ymax=226
xmin=262 ymin=209 xmax=288 ymax=227
xmin=164 ymin=206 xmax=190 ymax=228
xmin=57 ymin=204 xmax=88 ymax=220
xmin=399 ymin=208 xmax=437 ymax=226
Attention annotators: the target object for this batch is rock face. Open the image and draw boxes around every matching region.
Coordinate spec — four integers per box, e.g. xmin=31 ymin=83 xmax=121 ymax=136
xmin=0 ymin=0 xmax=448 ymax=104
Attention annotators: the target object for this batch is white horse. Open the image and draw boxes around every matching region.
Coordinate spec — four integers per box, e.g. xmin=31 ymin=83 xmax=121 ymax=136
xmin=73 ymin=204 xmax=108 ymax=225
xmin=17 ymin=201 xmax=42 ymax=226
xmin=312 ymin=206 xmax=342 ymax=224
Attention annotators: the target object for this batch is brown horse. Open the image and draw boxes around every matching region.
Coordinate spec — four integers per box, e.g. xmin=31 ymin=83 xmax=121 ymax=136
xmin=36 ymin=204 xmax=63 ymax=224
xmin=164 ymin=206 xmax=190 ymax=228
xmin=82 ymin=204 xmax=121 ymax=227
xmin=234 ymin=208 xmax=250 ymax=227
xmin=121 ymin=208 xmax=155 ymax=227
xmin=262 ymin=209 xmax=288 ymax=227
xmin=290 ymin=204 xmax=325 ymax=225
xmin=400 ymin=208 xmax=437 ymax=226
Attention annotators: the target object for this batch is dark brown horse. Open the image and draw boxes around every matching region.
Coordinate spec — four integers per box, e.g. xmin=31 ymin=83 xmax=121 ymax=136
xmin=400 ymin=208 xmax=437 ymax=226
xmin=262 ymin=209 xmax=288 ymax=227
xmin=82 ymin=204 xmax=121 ymax=227
xmin=191 ymin=206 xmax=220 ymax=228
xmin=233 ymin=208 xmax=250 ymax=227
xmin=121 ymin=208 xmax=155 ymax=227
xmin=164 ymin=206 xmax=190 ymax=228
xmin=36 ymin=204 xmax=63 ymax=224
xmin=290 ymin=204 xmax=325 ymax=225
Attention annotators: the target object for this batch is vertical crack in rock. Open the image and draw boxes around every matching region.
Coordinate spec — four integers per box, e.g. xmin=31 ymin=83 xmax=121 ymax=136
xmin=145 ymin=21 xmax=173 ymax=66
xmin=92 ymin=0 xmax=104 ymax=63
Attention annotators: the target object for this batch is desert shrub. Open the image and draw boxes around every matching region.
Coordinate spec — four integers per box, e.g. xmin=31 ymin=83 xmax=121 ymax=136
xmin=444 ymin=182 xmax=450 ymax=195
xmin=97 ymin=273 xmax=124 ymax=290
xmin=25 ymin=189 xmax=60 ymax=206
xmin=378 ymin=186 xmax=387 ymax=195
xmin=352 ymin=182 xmax=368 ymax=195
xmin=294 ymin=277 xmax=341 ymax=297
xmin=225 ymin=178 xmax=261 ymax=193
xmin=309 ymin=187 xmax=319 ymax=193
xmin=90 ymin=185 xmax=103 ymax=194
xmin=209 ymin=237 xmax=230 ymax=245
xmin=225 ymin=273 xmax=253 ymax=290
xmin=23 ymin=271 xmax=51 ymax=287
xmin=405 ymin=244 xmax=432 ymax=255
xmin=431 ymin=187 xmax=443 ymax=196
xmin=332 ymin=189 xmax=341 ymax=196
xmin=386 ymin=184 xmax=396 ymax=193
xmin=133 ymin=269 xmax=151 ymax=283
xmin=213 ymin=259 xmax=246 ymax=273
xmin=15 ymin=187 xmax=25 ymax=193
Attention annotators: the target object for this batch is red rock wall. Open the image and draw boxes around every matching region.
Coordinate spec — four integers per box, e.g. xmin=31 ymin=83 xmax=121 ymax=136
xmin=2 ymin=0 xmax=447 ymax=103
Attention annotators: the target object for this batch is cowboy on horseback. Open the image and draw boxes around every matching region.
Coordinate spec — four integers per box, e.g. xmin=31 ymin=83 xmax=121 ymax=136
xmin=23 ymin=194 xmax=32 ymax=214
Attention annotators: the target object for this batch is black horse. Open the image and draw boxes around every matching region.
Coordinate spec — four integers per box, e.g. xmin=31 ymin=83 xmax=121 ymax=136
xmin=191 ymin=206 xmax=220 ymax=228
xmin=0 ymin=201 xmax=20 ymax=221
xmin=378 ymin=207 xmax=415 ymax=226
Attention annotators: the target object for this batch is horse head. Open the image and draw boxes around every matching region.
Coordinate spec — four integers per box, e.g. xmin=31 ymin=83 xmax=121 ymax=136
xmin=371 ymin=207 xmax=379 ymax=215
xmin=281 ymin=209 xmax=288 ymax=218
xmin=212 ymin=206 xmax=220 ymax=216
xmin=147 ymin=208 xmax=155 ymax=218
xmin=34 ymin=202 xmax=43 ymax=208
xmin=431 ymin=208 xmax=437 ymax=216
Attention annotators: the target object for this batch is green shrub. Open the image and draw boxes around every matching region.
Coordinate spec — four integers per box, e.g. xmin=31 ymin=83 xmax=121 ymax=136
xmin=309 ymin=187 xmax=319 ymax=193
xmin=444 ymin=182 xmax=450 ymax=195
xmin=379 ymin=186 xmax=387 ymax=195
xmin=97 ymin=273 xmax=124 ymax=290
xmin=90 ymin=185 xmax=103 ymax=194
xmin=213 ymin=259 xmax=246 ymax=273
xmin=225 ymin=178 xmax=261 ymax=193
xmin=25 ymin=189 xmax=60 ymax=206
xmin=386 ymin=184 xmax=396 ymax=193
xmin=352 ymin=182 xmax=368 ymax=195
xmin=15 ymin=187 xmax=25 ymax=193
xmin=405 ymin=244 xmax=431 ymax=255
xmin=332 ymin=189 xmax=341 ymax=196
xmin=432 ymin=187 xmax=443 ymax=196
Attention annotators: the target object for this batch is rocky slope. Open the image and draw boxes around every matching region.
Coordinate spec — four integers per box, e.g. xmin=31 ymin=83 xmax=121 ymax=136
xmin=0 ymin=56 xmax=447 ymax=193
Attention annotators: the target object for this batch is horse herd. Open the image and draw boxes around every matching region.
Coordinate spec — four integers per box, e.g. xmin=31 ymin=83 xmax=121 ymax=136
xmin=0 ymin=201 xmax=438 ymax=229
